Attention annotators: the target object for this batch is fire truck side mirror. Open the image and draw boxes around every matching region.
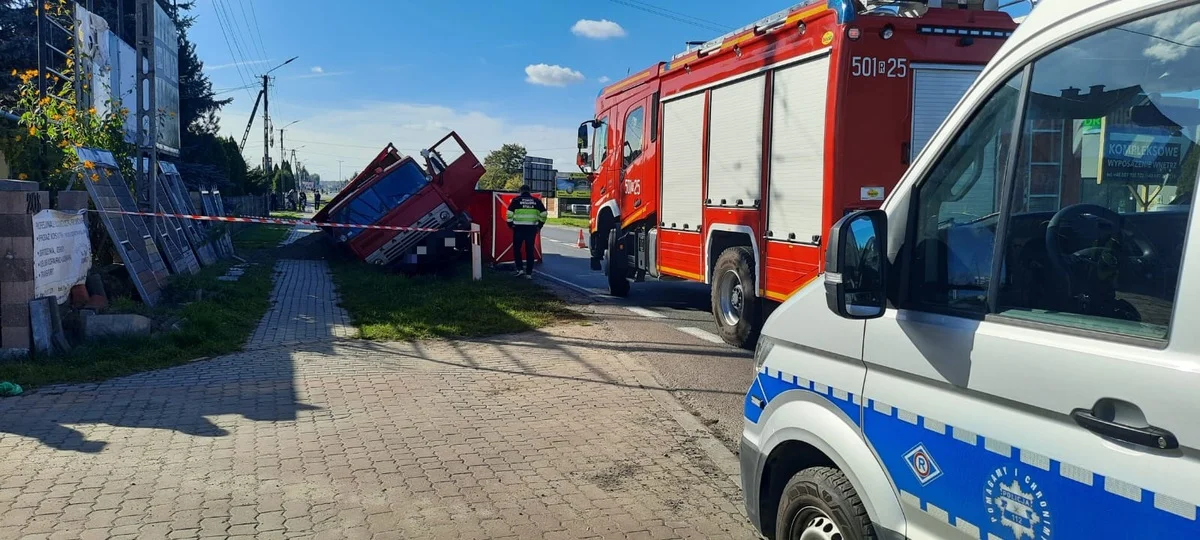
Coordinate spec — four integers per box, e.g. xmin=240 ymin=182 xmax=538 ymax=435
xmin=577 ymin=123 xmax=589 ymax=149
xmin=825 ymin=209 xmax=888 ymax=320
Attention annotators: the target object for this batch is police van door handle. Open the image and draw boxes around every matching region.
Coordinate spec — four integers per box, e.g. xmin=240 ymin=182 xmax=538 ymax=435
xmin=1070 ymin=408 xmax=1179 ymax=450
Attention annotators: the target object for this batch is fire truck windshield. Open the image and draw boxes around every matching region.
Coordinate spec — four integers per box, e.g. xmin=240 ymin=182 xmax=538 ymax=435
xmin=330 ymin=160 xmax=430 ymax=240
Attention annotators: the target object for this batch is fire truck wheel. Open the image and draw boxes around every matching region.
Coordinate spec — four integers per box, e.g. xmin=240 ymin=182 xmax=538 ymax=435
xmin=711 ymin=247 xmax=760 ymax=348
xmin=606 ymin=229 xmax=630 ymax=297
xmin=775 ymin=467 xmax=877 ymax=540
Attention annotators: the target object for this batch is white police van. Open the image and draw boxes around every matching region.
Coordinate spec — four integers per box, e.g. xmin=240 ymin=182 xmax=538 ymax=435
xmin=741 ymin=1 xmax=1200 ymax=538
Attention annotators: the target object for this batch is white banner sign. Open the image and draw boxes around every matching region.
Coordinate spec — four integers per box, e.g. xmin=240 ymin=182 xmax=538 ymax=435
xmin=33 ymin=210 xmax=92 ymax=305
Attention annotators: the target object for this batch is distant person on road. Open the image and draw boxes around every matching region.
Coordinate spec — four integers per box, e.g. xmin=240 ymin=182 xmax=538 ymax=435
xmin=300 ymin=191 xmax=308 ymax=212
xmin=506 ymin=185 xmax=547 ymax=279
xmin=314 ymin=191 xmax=322 ymax=211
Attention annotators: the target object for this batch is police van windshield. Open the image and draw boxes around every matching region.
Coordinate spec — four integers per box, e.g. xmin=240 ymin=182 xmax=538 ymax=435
xmin=916 ymin=5 xmax=1200 ymax=340
xmin=330 ymin=160 xmax=430 ymax=240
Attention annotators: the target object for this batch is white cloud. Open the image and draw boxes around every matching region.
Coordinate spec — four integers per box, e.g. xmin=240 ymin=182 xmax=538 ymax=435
xmin=310 ymin=66 xmax=324 ymax=74
xmin=219 ymin=101 xmax=579 ymax=182
xmin=208 ymin=59 xmax=270 ymax=71
xmin=571 ymin=19 xmax=626 ymax=39
xmin=289 ymin=71 xmax=350 ymax=80
xmin=524 ymin=64 xmax=585 ymax=87
xmin=598 ymin=76 xmax=611 ymax=84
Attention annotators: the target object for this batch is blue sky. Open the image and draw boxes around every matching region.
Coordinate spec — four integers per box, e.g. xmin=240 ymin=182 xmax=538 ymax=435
xmin=191 ymin=0 xmax=1033 ymax=183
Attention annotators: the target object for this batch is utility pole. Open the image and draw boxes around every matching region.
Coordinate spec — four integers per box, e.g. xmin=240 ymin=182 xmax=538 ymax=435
xmin=261 ymin=74 xmax=269 ymax=173
xmin=291 ymin=149 xmax=297 ymax=190
xmin=278 ymin=120 xmax=301 ymax=190
xmin=338 ymin=160 xmax=344 ymax=183
xmin=279 ymin=127 xmax=286 ymax=173
xmin=260 ymin=57 xmax=298 ymax=175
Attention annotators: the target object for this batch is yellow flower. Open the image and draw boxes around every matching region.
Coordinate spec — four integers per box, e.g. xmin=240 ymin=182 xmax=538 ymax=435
xmin=18 ymin=173 xmax=28 ymax=181
xmin=38 ymin=97 xmax=49 ymax=106
xmin=90 ymin=173 xmax=100 ymax=182
xmin=14 ymin=135 xmax=20 ymax=141
xmin=88 ymin=107 xmax=96 ymax=115
xmin=9 ymin=69 xmax=14 ymax=76
xmin=28 ymin=126 xmax=37 ymax=136
xmin=83 ymin=160 xmax=96 ymax=170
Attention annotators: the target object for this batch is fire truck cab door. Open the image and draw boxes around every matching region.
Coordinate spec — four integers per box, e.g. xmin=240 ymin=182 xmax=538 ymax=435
xmin=616 ymin=97 xmax=650 ymax=226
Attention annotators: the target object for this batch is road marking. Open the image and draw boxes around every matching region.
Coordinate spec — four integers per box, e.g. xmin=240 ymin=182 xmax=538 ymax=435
xmin=625 ymin=306 xmax=665 ymax=319
xmin=677 ymin=326 xmax=725 ymax=344
xmin=533 ymin=270 xmax=604 ymax=299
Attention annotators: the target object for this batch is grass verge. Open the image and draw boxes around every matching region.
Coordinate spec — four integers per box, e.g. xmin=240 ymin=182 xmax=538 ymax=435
xmin=0 ymin=261 xmax=274 ymax=389
xmin=269 ymin=211 xmax=304 ymax=220
xmin=232 ymin=224 xmax=292 ymax=250
xmin=547 ymin=216 xmax=589 ymax=229
xmin=331 ymin=261 xmax=578 ymax=341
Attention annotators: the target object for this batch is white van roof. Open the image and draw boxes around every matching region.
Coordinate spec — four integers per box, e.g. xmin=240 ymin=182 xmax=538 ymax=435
xmin=1000 ymin=0 xmax=1174 ymax=61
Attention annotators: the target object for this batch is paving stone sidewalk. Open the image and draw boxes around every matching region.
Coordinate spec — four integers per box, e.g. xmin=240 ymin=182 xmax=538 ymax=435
xmin=247 ymin=259 xmax=357 ymax=348
xmin=0 ymin=318 xmax=753 ymax=538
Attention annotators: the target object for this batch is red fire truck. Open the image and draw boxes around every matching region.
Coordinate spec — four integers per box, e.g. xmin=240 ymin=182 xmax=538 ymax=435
xmin=576 ymin=0 xmax=1016 ymax=347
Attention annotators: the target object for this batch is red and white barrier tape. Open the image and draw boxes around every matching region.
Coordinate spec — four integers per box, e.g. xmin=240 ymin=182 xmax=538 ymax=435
xmin=92 ymin=209 xmax=474 ymax=233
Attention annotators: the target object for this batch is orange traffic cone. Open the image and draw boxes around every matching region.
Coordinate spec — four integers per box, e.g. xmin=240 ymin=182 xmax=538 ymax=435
xmin=576 ymin=229 xmax=587 ymax=249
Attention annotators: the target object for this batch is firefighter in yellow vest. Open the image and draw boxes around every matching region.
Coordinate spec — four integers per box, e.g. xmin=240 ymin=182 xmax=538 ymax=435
xmin=506 ymin=185 xmax=547 ymax=278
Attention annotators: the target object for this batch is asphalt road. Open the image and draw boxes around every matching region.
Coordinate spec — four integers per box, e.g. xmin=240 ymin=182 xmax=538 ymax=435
xmin=535 ymin=225 xmax=755 ymax=451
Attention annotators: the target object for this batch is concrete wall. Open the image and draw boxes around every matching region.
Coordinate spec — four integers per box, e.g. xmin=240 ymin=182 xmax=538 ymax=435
xmin=0 ymin=184 xmax=47 ymax=352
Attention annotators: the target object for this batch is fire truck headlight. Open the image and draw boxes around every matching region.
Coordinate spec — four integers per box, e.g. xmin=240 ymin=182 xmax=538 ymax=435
xmin=847 ymin=26 xmax=861 ymax=41
xmin=881 ymin=25 xmax=894 ymax=40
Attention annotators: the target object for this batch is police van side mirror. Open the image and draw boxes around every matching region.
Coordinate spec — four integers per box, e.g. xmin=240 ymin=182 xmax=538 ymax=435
xmin=825 ymin=210 xmax=888 ymax=320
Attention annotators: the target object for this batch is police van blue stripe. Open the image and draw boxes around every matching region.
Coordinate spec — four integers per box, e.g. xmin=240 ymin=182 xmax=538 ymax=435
xmin=745 ymin=370 xmax=1200 ymax=538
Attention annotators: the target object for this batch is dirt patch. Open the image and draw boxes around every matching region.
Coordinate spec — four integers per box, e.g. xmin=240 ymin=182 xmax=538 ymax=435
xmin=587 ymin=460 xmax=643 ymax=491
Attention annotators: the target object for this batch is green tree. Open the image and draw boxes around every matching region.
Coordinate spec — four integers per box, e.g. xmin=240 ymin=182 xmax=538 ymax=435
xmin=477 ymin=143 xmax=526 ymax=190
xmin=273 ymin=160 xmax=295 ymax=193
xmin=0 ymin=1 xmax=37 ymax=107
xmin=220 ymin=136 xmax=248 ymax=193
xmin=245 ymin=166 xmax=271 ymax=194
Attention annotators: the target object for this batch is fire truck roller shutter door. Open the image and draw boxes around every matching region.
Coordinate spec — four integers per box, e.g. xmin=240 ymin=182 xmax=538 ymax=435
xmin=910 ymin=65 xmax=984 ymax=162
xmin=707 ymin=74 xmax=766 ymax=208
xmin=660 ymin=92 xmax=707 ymax=231
xmin=768 ymin=53 xmax=830 ymax=245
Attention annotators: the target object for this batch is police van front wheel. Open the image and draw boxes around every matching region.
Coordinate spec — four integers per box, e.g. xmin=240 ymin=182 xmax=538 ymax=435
xmin=776 ymin=467 xmax=877 ymax=540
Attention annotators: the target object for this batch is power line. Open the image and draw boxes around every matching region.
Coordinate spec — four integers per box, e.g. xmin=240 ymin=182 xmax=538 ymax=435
xmin=247 ymin=0 xmax=270 ymax=61
xmin=209 ymin=0 xmax=255 ymax=100
xmin=214 ymin=0 xmax=264 ymax=71
xmin=614 ymin=0 xmax=730 ymax=30
xmin=236 ymin=0 xmax=269 ymax=64
xmin=213 ymin=83 xmax=258 ymax=95
xmin=604 ymin=0 xmax=730 ymax=33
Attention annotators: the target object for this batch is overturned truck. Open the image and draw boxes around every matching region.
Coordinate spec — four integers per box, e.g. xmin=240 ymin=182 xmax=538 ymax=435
xmin=313 ymin=132 xmax=486 ymax=272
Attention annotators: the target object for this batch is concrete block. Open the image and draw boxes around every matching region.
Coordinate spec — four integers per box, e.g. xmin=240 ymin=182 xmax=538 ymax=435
xmin=1 ymin=279 xmax=34 ymax=303
xmin=0 ymin=235 xmax=34 ymax=260
xmin=0 ymin=180 xmax=39 ymax=192
xmin=55 ymin=191 xmax=90 ymax=212
xmin=0 ymin=215 xmax=32 ymax=237
xmin=0 ymin=258 xmax=32 ymax=282
xmin=0 ymin=302 xmax=28 ymax=326
xmin=82 ymin=313 xmax=153 ymax=340
xmin=1 ymin=327 xmax=29 ymax=349
xmin=0 ymin=192 xmax=30 ymax=214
